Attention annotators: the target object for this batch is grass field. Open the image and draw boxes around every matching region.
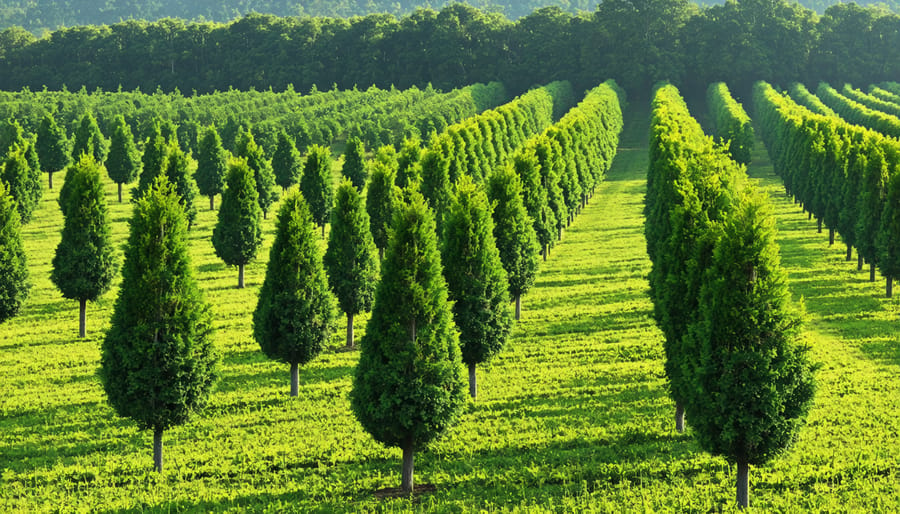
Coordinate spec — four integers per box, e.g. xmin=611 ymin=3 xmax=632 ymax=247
xmin=2 ymin=103 xmax=900 ymax=512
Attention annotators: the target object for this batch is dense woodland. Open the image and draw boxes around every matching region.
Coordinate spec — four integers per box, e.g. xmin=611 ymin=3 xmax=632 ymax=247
xmin=1 ymin=0 xmax=899 ymax=98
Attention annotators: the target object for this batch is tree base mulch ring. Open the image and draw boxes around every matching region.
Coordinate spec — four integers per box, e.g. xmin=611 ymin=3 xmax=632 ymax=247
xmin=374 ymin=484 xmax=437 ymax=500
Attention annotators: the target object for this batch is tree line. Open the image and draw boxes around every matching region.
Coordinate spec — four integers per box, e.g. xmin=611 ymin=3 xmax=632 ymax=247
xmin=1 ymin=1 xmax=900 ymax=98
xmin=645 ymin=83 xmax=815 ymax=509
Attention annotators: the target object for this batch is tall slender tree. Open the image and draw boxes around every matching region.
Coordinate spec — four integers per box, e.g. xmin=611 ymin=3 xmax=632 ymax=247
xmin=0 ymin=181 xmax=29 ymax=323
xmin=51 ymin=155 xmax=118 ymax=338
xmin=272 ymin=130 xmax=302 ymax=193
xmin=100 ymin=176 xmax=218 ymax=473
xmin=133 ymin=122 xmax=168 ymax=201
xmin=366 ymin=161 xmax=401 ymax=260
xmin=36 ymin=113 xmax=69 ymax=190
xmin=237 ymin=132 xmax=277 ymax=218
xmin=212 ymin=159 xmax=263 ymax=288
xmin=341 ymin=136 xmax=367 ymax=190
xmin=195 ymin=126 xmax=227 ymax=211
xmin=1 ymin=145 xmax=41 ymax=224
xmin=106 ymin=115 xmax=141 ymax=203
xmin=71 ymin=113 xmax=108 ymax=163
xmin=254 ymin=191 xmax=336 ymax=397
xmin=161 ymin=140 xmax=199 ymax=228
xmin=351 ymin=192 xmax=466 ymax=494
xmin=300 ymin=144 xmax=334 ymax=237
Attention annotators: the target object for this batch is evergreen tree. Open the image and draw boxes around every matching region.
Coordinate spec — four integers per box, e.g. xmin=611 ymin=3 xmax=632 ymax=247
xmin=254 ymin=191 xmax=336 ymax=396
xmin=366 ymin=160 xmax=401 ymax=260
xmin=514 ymin=151 xmax=555 ymax=260
xmin=272 ymin=130 xmax=302 ymax=193
xmin=686 ymin=192 xmax=815 ymax=509
xmin=195 ymin=126 xmax=227 ymax=211
xmin=1 ymin=145 xmax=40 ymax=224
xmin=441 ymin=176 xmax=512 ymax=399
xmin=71 ymin=113 xmax=108 ymax=163
xmin=133 ymin=123 xmax=168 ymax=201
xmin=162 ymin=140 xmax=199 ymax=228
xmin=350 ymin=191 xmax=466 ymax=494
xmin=212 ymin=159 xmax=263 ymax=288
xmin=341 ymin=136 xmax=367 ymax=190
xmin=106 ymin=115 xmax=141 ymax=203
xmin=877 ymin=172 xmax=900 ymax=298
xmin=237 ymin=132 xmax=277 ymax=218
xmin=100 ymin=176 xmax=218 ymax=473
xmin=300 ymin=144 xmax=334 ymax=237
xmin=487 ymin=164 xmax=540 ymax=320
xmin=419 ymin=141 xmax=452 ymax=235
xmin=0 ymin=181 xmax=29 ymax=323
xmin=51 ymin=155 xmax=118 ymax=338
xmin=396 ymin=137 xmax=422 ymax=189
xmin=36 ymin=113 xmax=69 ymax=190
xmin=0 ymin=119 xmax=25 ymax=156
xmin=324 ymin=179 xmax=379 ymax=347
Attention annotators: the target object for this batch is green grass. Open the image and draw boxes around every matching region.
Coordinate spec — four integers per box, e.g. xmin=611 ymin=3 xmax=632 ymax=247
xmin=3 ymin=106 xmax=900 ymax=512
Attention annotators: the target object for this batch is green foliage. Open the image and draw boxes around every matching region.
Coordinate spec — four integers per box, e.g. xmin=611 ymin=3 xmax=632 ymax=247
xmin=50 ymin=154 xmax=118 ymax=303
xmin=341 ymin=136 xmax=367 ymax=190
xmin=195 ymin=126 xmax=227 ymax=201
xmin=0 ymin=180 xmax=28 ymax=322
xmin=396 ymin=137 xmax=422 ymax=189
xmin=441 ymin=176 xmax=512 ymax=366
xmin=299 ymin=144 xmax=334 ymax=230
xmin=0 ymin=144 xmax=40 ymax=223
xmin=351 ymin=191 xmax=466 ymax=448
xmin=100 ymin=176 xmax=219 ymax=432
xmin=706 ymin=82 xmax=755 ymax=165
xmin=236 ymin=131 xmax=278 ymax=217
xmin=271 ymin=130 xmax=302 ymax=192
xmin=486 ymin=164 xmax=539 ymax=299
xmin=514 ymin=151 xmax=554 ymax=253
xmin=324 ymin=179 xmax=379 ymax=318
xmin=133 ymin=123 xmax=168 ymax=201
xmin=35 ymin=113 xmax=69 ymax=173
xmin=366 ymin=160 xmax=401 ymax=255
xmin=70 ymin=113 xmax=108 ymax=163
xmin=212 ymin=159 xmax=263 ymax=268
xmin=0 ymin=118 xmax=24 ymax=155
xmin=105 ymin=115 xmax=141 ymax=188
xmin=253 ymin=191 xmax=336 ymax=367
xmin=418 ymin=138 xmax=452 ymax=234
xmin=161 ymin=140 xmax=199 ymax=227
xmin=876 ymin=172 xmax=900 ymax=283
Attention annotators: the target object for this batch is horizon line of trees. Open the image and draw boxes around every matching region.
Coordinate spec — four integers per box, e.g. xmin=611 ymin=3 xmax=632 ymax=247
xmin=1 ymin=1 xmax=900 ymax=98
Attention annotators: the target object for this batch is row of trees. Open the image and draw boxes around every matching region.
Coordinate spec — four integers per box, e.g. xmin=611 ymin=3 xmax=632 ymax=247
xmin=706 ymin=82 xmax=755 ymax=166
xmin=646 ymin=83 xmax=815 ymax=509
xmin=816 ymin=82 xmax=900 ymax=139
xmin=2 ymin=1 xmax=900 ymax=97
xmin=754 ymin=81 xmax=900 ymax=297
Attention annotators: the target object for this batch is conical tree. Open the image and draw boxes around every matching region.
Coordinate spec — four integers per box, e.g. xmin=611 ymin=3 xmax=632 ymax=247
xmin=36 ymin=113 xmax=69 ymax=190
xmin=366 ymin=160 xmax=401 ymax=260
xmin=161 ymin=140 xmax=199 ymax=228
xmin=100 ymin=175 xmax=218 ymax=473
xmin=324 ymin=179 xmax=379 ymax=347
xmin=1 ymin=145 xmax=41 ymax=224
xmin=341 ymin=136 xmax=367 ymax=190
xmin=237 ymin=132 xmax=277 ymax=218
xmin=195 ymin=126 xmax=227 ymax=211
xmin=300 ymin=144 xmax=334 ymax=237
xmin=419 ymin=141 xmax=452 ymax=236
xmin=71 ymin=113 xmax=108 ymax=163
xmin=51 ymin=155 xmax=118 ymax=338
xmin=106 ymin=115 xmax=141 ymax=203
xmin=351 ymin=191 xmax=467 ymax=494
xmin=396 ymin=137 xmax=422 ymax=189
xmin=212 ymin=159 xmax=263 ymax=288
xmin=254 ymin=191 xmax=336 ymax=397
xmin=877 ymin=172 xmax=900 ymax=298
xmin=514 ymin=151 xmax=554 ymax=260
xmin=272 ymin=130 xmax=302 ymax=193
xmin=487 ymin=164 xmax=540 ymax=320
xmin=686 ymin=192 xmax=815 ymax=510
xmin=0 ymin=119 xmax=26 ymax=156
xmin=0 ymin=181 xmax=29 ymax=323
xmin=441 ymin=176 xmax=512 ymax=399
xmin=133 ymin=123 xmax=168 ymax=201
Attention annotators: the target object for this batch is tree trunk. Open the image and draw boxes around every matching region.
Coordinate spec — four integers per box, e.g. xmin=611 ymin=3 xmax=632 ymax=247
xmin=346 ymin=313 xmax=354 ymax=348
xmin=401 ymin=439 xmax=415 ymax=494
xmin=290 ymin=362 xmax=299 ymax=397
xmin=48 ymin=170 xmax=53 ymax=190
xmin=468 ymin=362 xmax=477 ymax=399
xmin=264 ymin=210 xmax=267 ymax=220
xmin=829 ymin=228 xmax=834 ymax=245
xmin=209 ymin=195 xmax=215 ymax=211
xmin=675 ymin=402 xmax=685 ymax=433
xmin=542 ymin=245 xmax=547 ymax=262
xmin=846 ymin=244 xmax=852 ymax=261
xmin=153 ymin=427 xmax=163 ymax=473
xmin=379 ymin=247 xmax=384 ymax=261
xmin=736 ymin=460 xmax=749 ymax=509
xmin=322 ymin=224 xmax=325 ymax=238
xmin=79 ymin=298 xmax=87 ymax=338
xmin=557 ymin=226 xmax=562 ymax=241
xmin=808 ymin=211 xmax=812 ymax=220
xmin=515 ymin=294 xmax=521 ymax=321
xmin=870 ymin=262 xmax=876 ymax=282
xmin=858 ymin=253 xmax=864 ymax=271
xmin=117 ymin=183 xmax=123 ymax=203
xmin=887 ymin=276 xmax=893 ymax=298
xmin=238 ymin=264 xmax=245 ymax=289
xmin=816 ymin=218 xmax=822 ymax=233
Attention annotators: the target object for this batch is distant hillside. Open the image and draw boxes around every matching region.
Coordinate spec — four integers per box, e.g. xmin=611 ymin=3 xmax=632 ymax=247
xmin=3 ymin=0 xmax=899 ymax=34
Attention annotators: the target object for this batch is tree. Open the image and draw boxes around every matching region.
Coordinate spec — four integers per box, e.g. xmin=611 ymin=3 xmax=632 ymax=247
xmin=877 ymin=172 xmax=900 ymax=298
xmin=300 ymin=144 xmax=334 ymax=237
xmin=212 ymin=159 xmax=263 ymax=288
xmin=324 ymin=179 xmax=379 ymax=347
xmin=396 ymin=137 xmax=422 ymax=189
xmin=1 ymin=145 xmax=41 ymax=224
xmin=106 ymin=115 xmax=141 ymax=203
xmin=514 ymin=151 xmax=555 ymax=260
xmin=133 ymin=123 xmax=168 ymax=201
xmin=195 ymin=126 xmax=227 ymax=211
xmin=51 ymin=155 xmax=118 ymax=338
xmin=71 ymin=113 xmax=108 ymax=163
xmin=272 ymin=130 xmax=302 ymax=193
xmin=253 ymin=191 xmax=336 ymax=397
xmin=419 ymin=141 xmax=452 ymax=235
xmin=441 ymin=176 xmax=512 ymax=399
xmin=236 ymin=132 xmax=278 ymax=218
xmin=487 ymin=164 xmax=540 ymax=320
xmin=350 ymin=191 xmax=466 ymax=494
xmin=686 ymin=193 xmax=815 ymax=510
xmin=36 ymin=114 xmax=69 ymax=190
xmin=366 ymin=160 xmax=401 ymax=260
xmin=161 ymin=140 xmax=199 ymax=228
xmin=341 ymin=136 xmax=367 ymax=190
xmin=100 ymin=176 xmax=219 ymax=473
xmin=0 ymin=181 xmax=29 ymax=323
